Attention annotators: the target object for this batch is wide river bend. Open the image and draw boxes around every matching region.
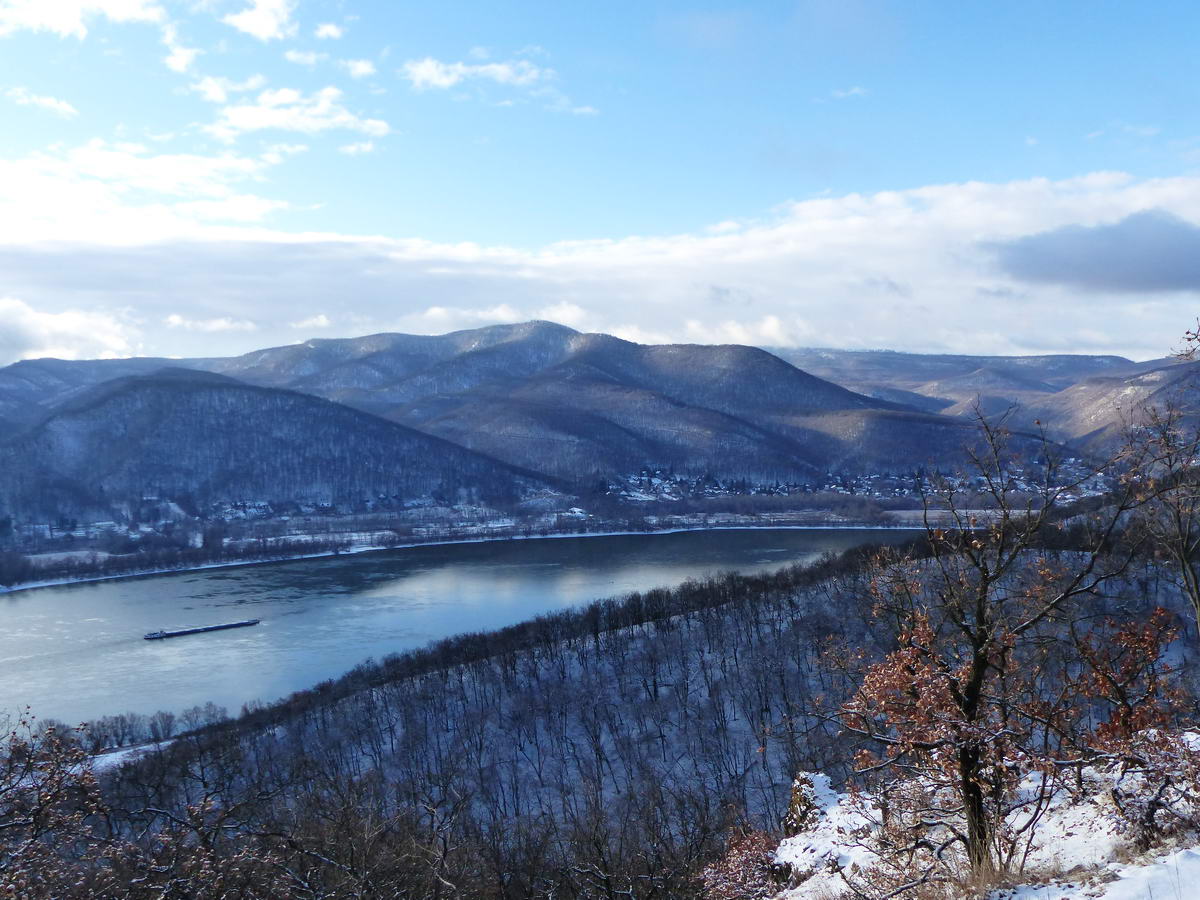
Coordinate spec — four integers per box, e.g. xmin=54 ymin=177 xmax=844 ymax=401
xmin=0 ymin=528 xmax=915 ymax=724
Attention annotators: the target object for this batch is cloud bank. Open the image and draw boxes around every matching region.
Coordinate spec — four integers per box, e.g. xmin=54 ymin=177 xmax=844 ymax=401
xmin=990 ymin=210 xmax=1200 ymax=293
xmin=1 ymin=169 xmax=1199 ymax=365
xmin=0 ymin=297 xmax=135 ymax=361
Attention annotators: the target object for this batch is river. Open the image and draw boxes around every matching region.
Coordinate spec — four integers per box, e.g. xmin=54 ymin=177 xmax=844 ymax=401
xmin=0 ymin=528 xmax=914 ymax=724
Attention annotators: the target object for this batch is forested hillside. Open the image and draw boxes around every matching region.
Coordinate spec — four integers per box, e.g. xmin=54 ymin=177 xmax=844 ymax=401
xmin=0 ymin=370 xmax=546 ymax=521
xmin=199 ymin=322 xmax=996 ymax=478
xmin=0 ymin=322 xmax=1007 ymax=490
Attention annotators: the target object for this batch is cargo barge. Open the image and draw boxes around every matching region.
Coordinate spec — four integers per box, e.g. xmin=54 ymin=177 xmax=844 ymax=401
xmin=144 ymin=619 xmax=260 ymax=640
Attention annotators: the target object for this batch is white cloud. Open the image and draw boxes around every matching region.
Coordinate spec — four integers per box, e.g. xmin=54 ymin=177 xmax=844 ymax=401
xmin=528 ymin=84 xmax=598 ymax=116
xmin=165 ymin=313 xmax=257 ymax=332
xmin=304 ymin=172 xmax=1200 ymax=357
xmin=604 ymin=323 xmax=676 ymax=346
xmin=683 ymin=315 xmax=801 ymax=346
xmin=284 ymin=49 xmax=326 ymax=66
xmin=401 ymin=56 xmax=550 ymax=90
xmin=190 ymin=74 xmax=265 ymax=104
xmin=290 ymin=313 xmax=331 ymax=329
xmin=338 ymin=141 xmax=374 ymax=155
xmin=4 ymin=86 xmax=77 ymax=117
xmin=161 ymin=22 xmax=199 ymax=72
xmin=260 ymin=142 xmax=306 ymax=164
xmin=0 ymin=139 xmax=288 ymax=242
xmin=53 ymin=139 xmax=265 ymax=196
xmin=176 ymin=194 xmax=284 ymax=222
xmin=400 ymin=54 xmax=595 ymax=114
xmin=0 ymin=296 xmax=136 ymax=365
xmin=830 ymin=86 xmax=867 ymax=99
xmin=419 ymin=304 xmax=524 ymax=329
xmin=313 ymin=22 xmax=343 ymax=40
xmin=0 ymin=0 xmax=163 ymax=39
xmin=222 ymin=0 xmax=295 ymax=42
xmin=339 ymin=58 xmax=375 ymax=79
xmin=205 ymin=86 xmax=390 ymax=142
xmin=536 ymin=301 xmax=588 ymax=329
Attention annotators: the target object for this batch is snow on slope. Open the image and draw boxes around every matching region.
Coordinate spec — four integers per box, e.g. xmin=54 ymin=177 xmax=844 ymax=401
xmin=997 ymin=848 xmax=1200 ymax=899
xmin=90 ymin=739 xmax=173 ymax=773
xmin=772 ymin=756 xmax=1200 ymax=900
xmin=772 ymin=773 xmax=877 ymax=898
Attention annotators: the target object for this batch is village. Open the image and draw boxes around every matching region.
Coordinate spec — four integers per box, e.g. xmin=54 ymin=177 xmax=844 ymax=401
xmin=0 ymin=457 xmax=1115 ymax=590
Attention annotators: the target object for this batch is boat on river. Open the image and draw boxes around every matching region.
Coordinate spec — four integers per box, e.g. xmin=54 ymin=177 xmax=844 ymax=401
xmin=144 ymin=619 xmax=260 ymax=640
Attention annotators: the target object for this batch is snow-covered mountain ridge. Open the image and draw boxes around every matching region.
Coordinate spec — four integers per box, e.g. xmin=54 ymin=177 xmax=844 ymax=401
xmin=0 ymin=322 xmax=1014 ymax=519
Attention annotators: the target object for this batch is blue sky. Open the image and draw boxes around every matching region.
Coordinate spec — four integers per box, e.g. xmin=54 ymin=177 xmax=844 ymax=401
xmin=0 ymin=0 xmax=1198 ymax=363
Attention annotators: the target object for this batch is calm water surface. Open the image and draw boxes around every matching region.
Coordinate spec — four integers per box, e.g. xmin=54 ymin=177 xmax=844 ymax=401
xmin=0 ymin=529 xmax=914 ymax=724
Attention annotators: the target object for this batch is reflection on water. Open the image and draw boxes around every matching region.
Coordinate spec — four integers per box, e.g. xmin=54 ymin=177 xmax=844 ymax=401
xmin=0 ymin=529 xmax=914 ymax=723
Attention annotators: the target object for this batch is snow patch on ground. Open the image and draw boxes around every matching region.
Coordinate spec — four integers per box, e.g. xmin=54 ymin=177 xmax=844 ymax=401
xmin=89 ymin=740 xmax=172 ymax=773
xmin=997 ymin=847 xmax=1200 ymax=899
xmin=773 ymin=775 xmax=878 ymax=898
xmin=772 ymin=760 xmax=1200 ymax=900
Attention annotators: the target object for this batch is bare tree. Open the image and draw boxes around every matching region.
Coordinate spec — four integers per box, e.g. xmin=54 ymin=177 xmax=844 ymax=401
xmin=1126 ymin=400 xmax=1200 ymax=632
xmin=1124 ymin=330 xmax=1200 ymax=634
xmin=840 ymin=414 xmax=1139 ymax=886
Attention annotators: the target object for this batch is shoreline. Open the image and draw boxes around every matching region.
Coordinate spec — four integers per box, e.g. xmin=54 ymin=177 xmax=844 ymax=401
xmin=1 ymin=521 xmax=919 ymax=595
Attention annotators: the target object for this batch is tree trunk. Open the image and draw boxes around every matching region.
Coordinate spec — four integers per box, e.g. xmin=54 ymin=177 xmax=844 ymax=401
xmin=960 ymin=745 xmax=995 ymax=878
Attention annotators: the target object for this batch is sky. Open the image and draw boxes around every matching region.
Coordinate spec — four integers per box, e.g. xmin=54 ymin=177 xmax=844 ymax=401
xmin=0 ymin=0 xmax=1199 ymax=365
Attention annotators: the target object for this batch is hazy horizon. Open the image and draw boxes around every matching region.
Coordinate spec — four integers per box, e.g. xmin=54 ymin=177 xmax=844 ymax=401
xmin=2 ymin=317 xmax=1182 ymax=367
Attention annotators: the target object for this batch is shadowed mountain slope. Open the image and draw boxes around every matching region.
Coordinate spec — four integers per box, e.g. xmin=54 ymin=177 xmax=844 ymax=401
xmin=1012 ymin=360 xmax=1200 ymax=447
xmin=0 ymin=371 xmax=547 ymax=521
xmin=768 ymin=347 xmax=1146 ymax=406
xmin=198 ymin=322 xmax=983 ymax=479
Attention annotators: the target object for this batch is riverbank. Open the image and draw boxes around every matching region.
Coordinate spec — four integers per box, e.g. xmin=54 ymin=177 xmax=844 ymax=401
xmin=0 ymin=518 xmax=921 ymax=595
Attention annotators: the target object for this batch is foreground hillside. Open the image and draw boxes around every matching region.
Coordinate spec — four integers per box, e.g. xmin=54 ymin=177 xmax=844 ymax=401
xmin=5 ymin=512 xmax=1192 ymax=897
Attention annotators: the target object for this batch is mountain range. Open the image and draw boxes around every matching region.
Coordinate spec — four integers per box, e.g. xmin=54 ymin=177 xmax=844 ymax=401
xmin=768 ymin=346 xmax=1197 ymax=447
xmin=0 ymin=321 xmax=1192 ymax=521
